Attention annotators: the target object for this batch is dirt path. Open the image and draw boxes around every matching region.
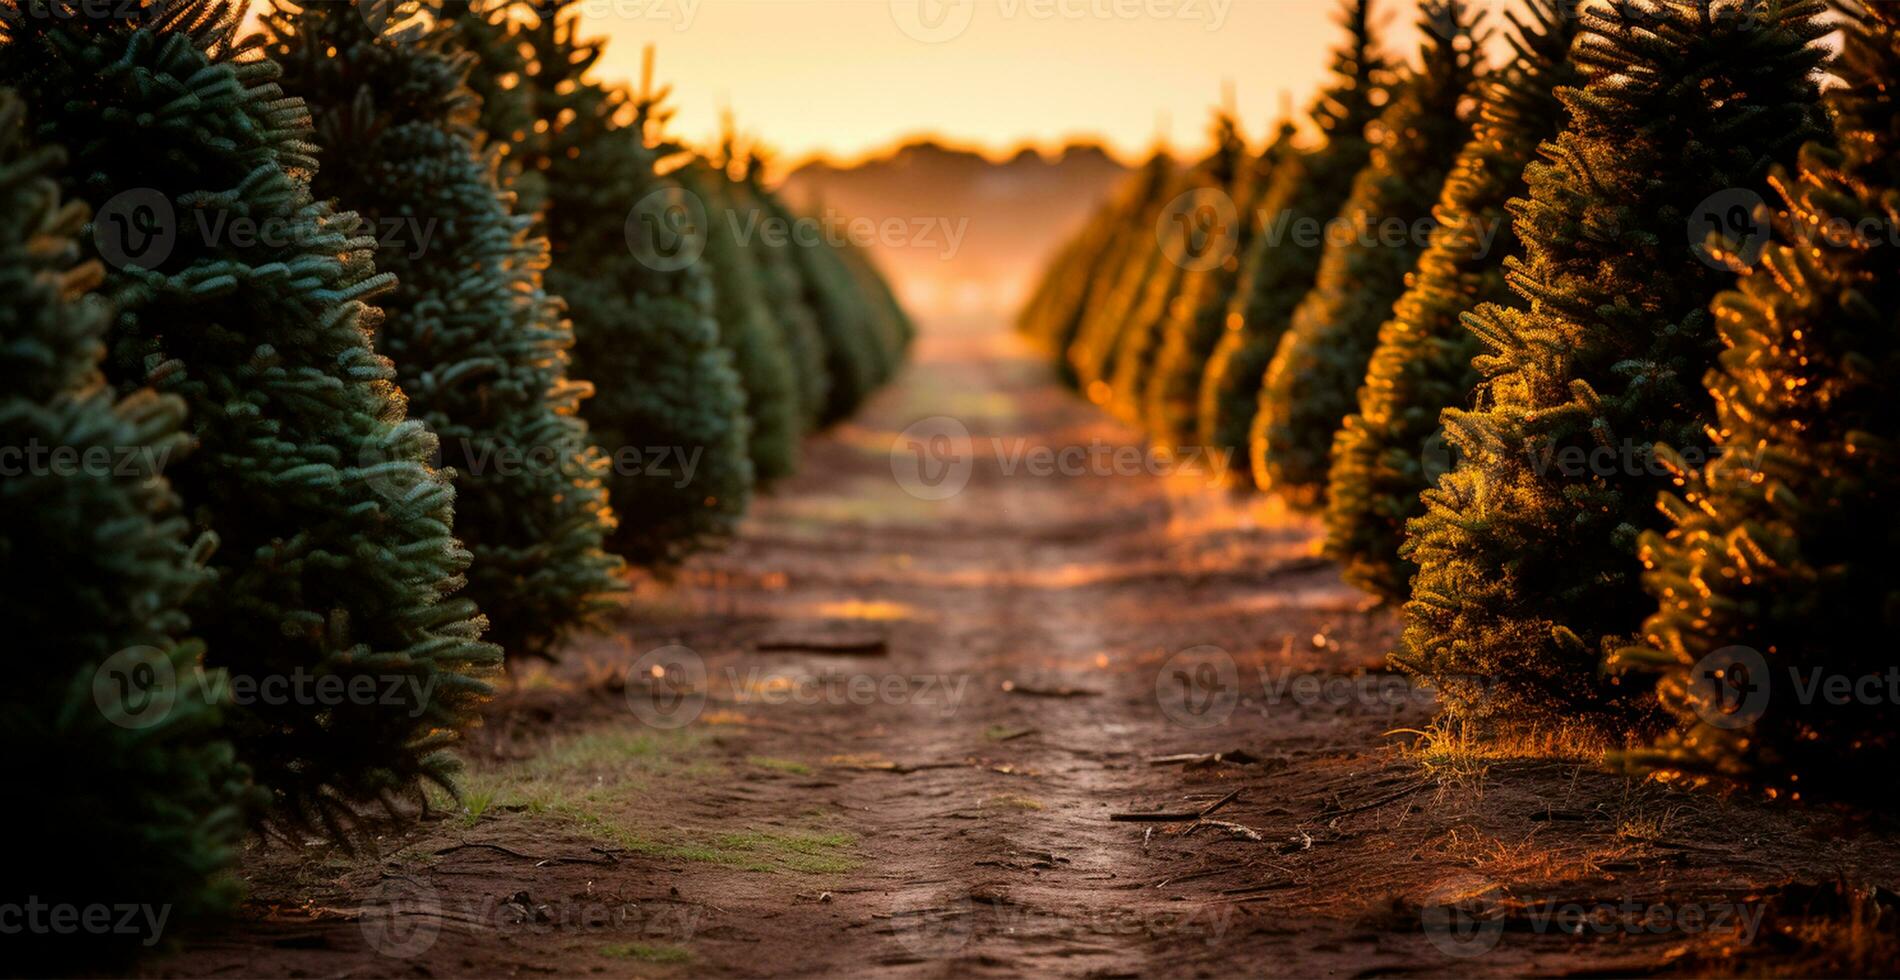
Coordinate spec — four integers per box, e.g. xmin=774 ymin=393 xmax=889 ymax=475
xmin=155 ymin=317 xmax=1900 ymax=978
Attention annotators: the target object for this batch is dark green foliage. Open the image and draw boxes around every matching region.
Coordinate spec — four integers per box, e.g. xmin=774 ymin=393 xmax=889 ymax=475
xmin=730 ymin=165 xmax=831 ymax=428
xmin=764 ymin=189 xmax=894 ymax=424
xmin=452 ymin=0 xmax=754 ymax=565
xmin=1325 ymin=0 xmax=1578 ymax=602
xmin=1062 ymin=152 xmax=1176 ymax=398
xmin=1396 ymin=0 xmax=1829 ymax=737
xmin=839 ymin=239 xmax=914 ymax=371
xmin=0 ymin=88 xmax=252 ymax=967
xmin=1608 ymin=0 xmax=1900 ymax=802
xmin=1256 ymin=0 xmax=1483 ymax=506
xmin=678 ymin=159 xmax=803 ymax=481
xmin=1197 ymin=0 xmax=1388 ymax=475
xmin=265 ymin=0 xmax=625 ymax=662
xmin=1067 ymin=154 xmax=1183 ymax=398
xmin=1104 ymin=113 xmax=1249 ymax=427
xmin=1144 ymin=119 xmax=1298 ymax=448
xmin=0 ymin=0 xmax=499 ymax=830
xmin=1015 ymin=191 xmax=1119 ymax=382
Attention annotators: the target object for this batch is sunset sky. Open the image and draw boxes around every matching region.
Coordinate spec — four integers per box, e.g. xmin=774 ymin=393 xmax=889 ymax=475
xmin=582 ymin=0 xmax=1460 ymax=165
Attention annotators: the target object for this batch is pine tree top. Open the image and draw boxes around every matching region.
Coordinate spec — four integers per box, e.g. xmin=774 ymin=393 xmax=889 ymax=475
xmin=1314 ymin=0 xmax=1390 ymax=139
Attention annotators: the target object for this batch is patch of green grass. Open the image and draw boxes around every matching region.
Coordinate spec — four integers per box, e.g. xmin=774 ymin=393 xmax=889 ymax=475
xmin=429 ymin=726 xmax=856 ymax=874
xmin=580 ymin=822 xmax=859 ymax=874
xmin=435 ymin=729 xmax=722 ymax=823
xmin=601 ymin=942 xmax=691 ymax=964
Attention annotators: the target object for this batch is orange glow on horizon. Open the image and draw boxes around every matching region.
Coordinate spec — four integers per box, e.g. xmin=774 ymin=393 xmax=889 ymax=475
xmin=245 ymin=0 xmax=1512 ymax=167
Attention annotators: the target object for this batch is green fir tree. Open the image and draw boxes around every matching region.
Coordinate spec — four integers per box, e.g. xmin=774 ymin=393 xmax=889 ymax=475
xmin=1609 ymin=0 xmax=1900 ymax=803
xmin=1324 ymin=0 xmax=1578 ymax=602
xmin=1196 ymin=0 xmax=1388 ymax=476
xmin=1144 ymin=118 xmax=1299 ymax=448
xmin=1395 ymin=0 xmax=1830 ymax=738
xmin=1255 ymin=0 xmax=1484 ymax=506
xmin=1067 ymin=149 xmax=1186 ymax=399
xmin=0 ymin=87 xmax=252 ymax=967
xmin=731 ymin=156 xmax=831 ymax=429
xmin=0 ymin=0 xmax=500 ymax=831
xmin=266 ymin=0 xmax=625 ymax=662
xmin=678 ymin=157 xmax=803 ymax=481
xmin=452 ymin=4 xmax=755 ymax=564
xmin=1061 ymin=151 xmax=1176 ymax=399
xmin=1104 ymin=111 xmax=1249 ymax=428
xmin=764 ymin=187 xmax=894 ymax=423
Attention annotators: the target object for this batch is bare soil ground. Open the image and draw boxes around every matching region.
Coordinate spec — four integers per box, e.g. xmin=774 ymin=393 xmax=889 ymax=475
xmin=151 ymin=317 xmax=1900 ymax=978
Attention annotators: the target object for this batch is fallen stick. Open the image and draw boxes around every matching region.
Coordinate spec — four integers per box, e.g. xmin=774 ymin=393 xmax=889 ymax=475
xmin=753 ymin=636 xmax=888 ymax=656
xmin=1110 ymin=809 xmax=1205 ymax=823
xmin=1195 ymin=819 xmax=1264 ymax=842
xmin=1318 ymin=782 xmax=1430 ymax=819
xmin=1111 ymin=789 xmax=1242 ymax=824
xmin=1196 ymin=789 xmax=1241 ymax=819
xmin=1001 ymin=681 xmax=1102 ymax=698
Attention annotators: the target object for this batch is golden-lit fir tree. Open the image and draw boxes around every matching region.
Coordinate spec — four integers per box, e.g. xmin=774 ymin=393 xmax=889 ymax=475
xmin=1609 ymin=0 xmax=1900 ymax=803
xmin=1395 ymin=0 xmax=1830 ymax=738
xmin=1254 ymin=0 xmax=1484 ymax=506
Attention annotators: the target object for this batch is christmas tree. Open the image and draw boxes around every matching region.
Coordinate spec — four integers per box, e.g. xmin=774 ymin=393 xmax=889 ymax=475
xmin=1609 ymin=0 xmax=1900 ymax=802
xmin=763 ymin=186 xmax=893 ymax=423
xmin=265 ymin=0 xmax=625 ymax=661
xmin=1196 ymin=0 xmax=1388 ymax=475
xmin=1144 ymin=118 xmax=1298 ymax=448
xmin=1104 ymin=111 xmax=1249 ymax=428
xmin=1324 ymin=0 xmax=1578 ymax=602
xmin=1396 ymin=0 xmax=1829 ymax=737
xmin=1062 ymin=151 xmax=1177 ymax=397
xmin=0 ymin=87 xmax=251 ymax=966
xmin=731 ymin=158 xmax=831 ymax=429
xmin=1255 ymin=0 xmax=1483 ymax=506
xmin=0 ymin=0 xmax=499 ymax=830
xmin=452 ymin=3 xmax=754 ymax=564
xmin=678 ymin=156 xmax=803 ymax=481
xmin=840 ymin=237 xmax=915 ymax=371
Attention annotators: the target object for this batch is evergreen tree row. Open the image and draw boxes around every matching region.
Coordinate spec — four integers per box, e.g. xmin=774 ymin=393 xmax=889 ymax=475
xmin=0 ymin=0 xmax=908 ymax=961
xmin=1020 ymin=0 xmax=1900 ymax=802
